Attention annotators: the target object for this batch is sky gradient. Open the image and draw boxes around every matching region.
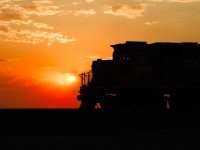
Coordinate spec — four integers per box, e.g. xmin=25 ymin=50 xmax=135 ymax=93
xmin=1 ymin=0 xmax=200 ymax=108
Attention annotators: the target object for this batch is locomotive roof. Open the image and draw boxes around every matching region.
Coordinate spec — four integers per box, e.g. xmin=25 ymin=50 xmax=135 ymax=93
xmin=111 ymin=41 xmax=199 ymax=46
xmin=111 ymin=41 xmax=147 ymax=47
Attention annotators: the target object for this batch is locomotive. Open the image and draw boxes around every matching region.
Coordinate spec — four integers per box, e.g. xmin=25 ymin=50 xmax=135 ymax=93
xmin=77 ymin=41 xmax=200 ymax=111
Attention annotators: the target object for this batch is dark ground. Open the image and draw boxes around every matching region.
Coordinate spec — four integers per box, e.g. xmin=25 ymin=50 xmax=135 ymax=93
xmin=1 ymin=109 xmax=200 ymax=149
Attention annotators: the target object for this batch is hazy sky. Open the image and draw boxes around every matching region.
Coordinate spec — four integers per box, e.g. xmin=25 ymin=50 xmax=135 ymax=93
xmin=0 ymin=0 xmax=200 ymax=108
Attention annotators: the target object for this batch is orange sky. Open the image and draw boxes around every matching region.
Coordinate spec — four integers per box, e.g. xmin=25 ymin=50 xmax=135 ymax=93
xmin=1 ymin=0 xmax=200 ymax=108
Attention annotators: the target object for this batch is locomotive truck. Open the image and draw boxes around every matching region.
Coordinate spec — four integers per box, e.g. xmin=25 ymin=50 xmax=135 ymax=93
xmin=77 ymin=41 xmax=200 ymax=111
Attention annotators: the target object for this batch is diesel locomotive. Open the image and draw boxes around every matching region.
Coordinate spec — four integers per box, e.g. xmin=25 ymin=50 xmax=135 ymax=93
xmin=77 ymin=41 xmax=200 ymax=111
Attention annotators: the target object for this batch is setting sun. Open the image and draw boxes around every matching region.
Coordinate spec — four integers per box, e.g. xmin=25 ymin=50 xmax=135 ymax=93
xmin=45 ymin=72 xmax=77 ymax=86
xmin=65 ymin=73 xmax=77 ymax=83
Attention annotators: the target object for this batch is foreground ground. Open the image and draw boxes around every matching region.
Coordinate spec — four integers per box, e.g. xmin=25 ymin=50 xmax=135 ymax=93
xmin=0 ymin=109 xmax=200 ymax=149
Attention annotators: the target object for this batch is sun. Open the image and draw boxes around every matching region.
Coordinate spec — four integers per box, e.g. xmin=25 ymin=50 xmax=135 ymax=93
xmin=65 ymin=73 xmax=77 ymax=83
xmin=44 ymin=72 xmax=77 ymax=86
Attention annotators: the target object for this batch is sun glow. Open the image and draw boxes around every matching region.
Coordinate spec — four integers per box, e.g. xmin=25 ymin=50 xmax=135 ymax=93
xmin=65 ymin=73 xmax=77 ymax=83
xmin=44 ymin=72 xmax=77 ymax=86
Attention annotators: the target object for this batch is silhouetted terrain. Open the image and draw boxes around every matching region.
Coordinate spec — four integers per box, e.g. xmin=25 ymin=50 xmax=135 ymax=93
xmin=1 ymin=109 xmax=200 ymax=149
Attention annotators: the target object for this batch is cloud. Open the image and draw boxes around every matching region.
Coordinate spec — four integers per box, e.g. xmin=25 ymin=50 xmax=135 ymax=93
xmin=85 ymin=55 xmax=100 ymax=59
xmin=0 ymin=65 xmax=22 ymax=87
xmin=0 ymin=13 xmax=25 ymax=21
xmin=145 ymin=21 xmax=158 ymax=25
xmin=0 ymin=28 xmax=76 ymax=45
xmin=0 ymin=12 xmax=32 ymax=25
xmin=86 ymin=0 xmax=95 ymax=3
xmin=0 ymin=72 xmax=34 ymax=88
xmin=0 ymin=0 xmax=75 ymax=45
xmin=13 ymin=1 xmax=66 ymax=16
xmin=72 ymin=2 xmax=79 ymax=5
xmin=148 ymin=0 xmax=162 ymax=1
xmin=33 ymin=0 xmax=53 ymax=5
xmin=103 ymin=4 xmax=146 ymax=19
xmin=85 ymin=56 xmax=112 ymax=60
xmin=136 ymin=0 xmax=162 ymax=1
xmin=0 ymin=58 xmax=19 ymax=62
xmin=0 ymin=21 xmax=8 ymax=26
xmin=105 ymin=57 xmax=112 ymax=60
xmin=0 ymin=58 xmax=7 ymax=62
xmin=168 ymin=0 xmax=200 ymax=2
xmin=0 ymin=26 xmax=9 ymax=32
xmin=0 ymin=74 xmax=17 ymax=86
xmin=33 ymin=22 xmax=54 ymax=30
xmin=22 ymin=5 xmax=64 ymax=16
xmin=42 ymin=66 xmax=54 ymax=70
xmin=75 ymin=9 xmax=96 ymax=16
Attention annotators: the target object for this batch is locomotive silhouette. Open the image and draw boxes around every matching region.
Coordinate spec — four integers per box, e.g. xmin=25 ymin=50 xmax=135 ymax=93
xmin=77 ymin=41 xmax=200 ymax=111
